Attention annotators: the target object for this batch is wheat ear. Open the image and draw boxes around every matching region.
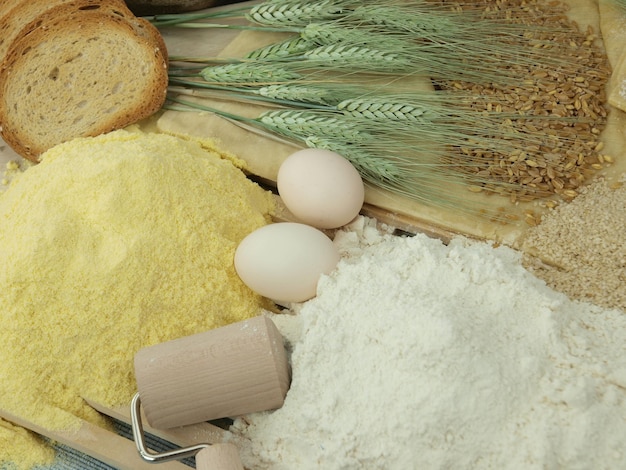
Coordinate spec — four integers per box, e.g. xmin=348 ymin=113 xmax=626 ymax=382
xmin=246 ymin=0 xmax=350 ymax=26
xmin=200 ymin=63 xmax=302 ymax=84
xmin=245 ymin=36 xmax=315 ymax=60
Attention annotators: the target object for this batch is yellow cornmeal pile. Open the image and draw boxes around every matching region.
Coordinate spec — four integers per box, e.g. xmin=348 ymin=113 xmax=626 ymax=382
xmin=0 ymin=422 xmax=53 ymax=470
xmin=1 ymin=160 xmax=30 ymax=188
xmin=0 ymin=129 xmax=275 ymax=469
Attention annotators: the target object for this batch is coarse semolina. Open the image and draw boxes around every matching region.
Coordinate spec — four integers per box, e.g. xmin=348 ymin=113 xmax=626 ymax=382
xmin=0 ymin=129 xmax=275 ymax=469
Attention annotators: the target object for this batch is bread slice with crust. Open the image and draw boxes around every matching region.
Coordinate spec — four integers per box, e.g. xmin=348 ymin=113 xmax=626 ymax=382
xmin=0 ymin=0 xmax=27 ymax=63
xmin=0 ymin=8 xmax=168 ymax=161
xmin=0 ymin=0 xmax=75 ymax=65
xmin=0 ymin=0 xmax=168 ymax=68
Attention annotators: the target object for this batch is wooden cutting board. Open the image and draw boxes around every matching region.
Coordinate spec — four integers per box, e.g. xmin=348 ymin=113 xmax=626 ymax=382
xmin=152 ymin=0 xmax=626 ymax=247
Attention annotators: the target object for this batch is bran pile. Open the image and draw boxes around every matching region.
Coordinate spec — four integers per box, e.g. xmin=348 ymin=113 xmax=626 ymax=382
xmin=522 ymin=176 xmax=626 ymax=311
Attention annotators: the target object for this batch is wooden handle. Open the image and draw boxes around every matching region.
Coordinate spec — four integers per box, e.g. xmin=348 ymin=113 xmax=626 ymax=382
xmin=134 ymin=315 xmax=291 ymax=429
xmin=0 ymin=406 xmax=189 ymax=470
xmin=195 ymin=444 xmax=244 ymax=470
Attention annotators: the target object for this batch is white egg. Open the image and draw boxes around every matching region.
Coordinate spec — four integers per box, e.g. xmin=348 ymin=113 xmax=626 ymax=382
xmin=277 ymin=148 xmax=365 ymax=229
xmin=234 ymin=222 xmax=340 ymax=303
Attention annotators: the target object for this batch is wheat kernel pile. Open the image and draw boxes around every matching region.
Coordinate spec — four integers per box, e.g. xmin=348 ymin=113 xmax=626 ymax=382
xmin=437 ymin=0 xmax=611 ymax=213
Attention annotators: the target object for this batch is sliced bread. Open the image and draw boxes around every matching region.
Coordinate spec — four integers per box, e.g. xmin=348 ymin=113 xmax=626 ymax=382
xmin=0 ymin=0 xmax=77 ymax=65
xmin=0 ymin=0 xmax=168 ymax=67
xmin=0 ymin=0 xmax=27 ymax=61
xmin=0 ymin=7 xmax=168 ymax=161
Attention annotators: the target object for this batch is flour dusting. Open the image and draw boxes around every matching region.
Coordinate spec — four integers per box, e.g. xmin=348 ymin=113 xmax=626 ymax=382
xmin=231 ymin=217 xmax=626 ymax=469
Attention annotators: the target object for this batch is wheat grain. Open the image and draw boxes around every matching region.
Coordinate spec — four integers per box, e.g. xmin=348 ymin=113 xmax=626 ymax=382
xmin=299 ymin=22 xmax=408 ymax=48
xmin=337 ymin=98 xmax=430 ymax=122
xmin=294 ymin=36 xmax=552 ymax=83
xmin=164 ymin=0 xmax=612 ymax=218
xmin=256 ymin=108 xmax=410 ymax=183
xmin=303 ymin=44 xmax=406 ymax=69
xmin=257 ymin=85 xmax=340 ymax=105
xmin=246 ymin=0 xmax=348 ymax=27
xmin=199 ymin=63 xmax=301 ymax=84
xmin=347 ymin=4 xmax=500 ymax=40
xmin=300 ymin=22 xmax=422 ymax=56
xmin=435 ymin=0 xmax=610 ymax=205
xmin=259 ymin=109 xmax=369 ymax=141
xmin=245 ymin=36 xmax=314 ymax=60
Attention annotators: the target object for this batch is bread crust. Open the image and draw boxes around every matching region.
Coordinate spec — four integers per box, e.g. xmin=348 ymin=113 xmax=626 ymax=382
xmin=0 ymin=3 xmax=168 ymax=161
xmin=0 ymin=0 xmax=24 ymax=17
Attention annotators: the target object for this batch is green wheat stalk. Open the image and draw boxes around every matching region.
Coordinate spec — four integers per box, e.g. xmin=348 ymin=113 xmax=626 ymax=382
xmin=245 ymin=0 xmax=353 ymax=27
xmin=157 ymin=0 xmax=592 ymax=85
xmin=152 ymin=0 xmax=606 ymax=219
xmin=163 ymin=95 xmax=526 ymax=211
xmin=245 ymin=36 xmax=315 ymax=60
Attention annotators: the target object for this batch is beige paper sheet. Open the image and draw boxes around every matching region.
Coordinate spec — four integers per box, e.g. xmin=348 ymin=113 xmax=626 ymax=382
xmin=598 ymin=0 xmax=626 ymax=110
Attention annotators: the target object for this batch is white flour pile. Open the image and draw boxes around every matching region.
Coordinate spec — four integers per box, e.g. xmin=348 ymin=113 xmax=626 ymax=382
xmin=232 ymin=217 xmax=626 ymax=469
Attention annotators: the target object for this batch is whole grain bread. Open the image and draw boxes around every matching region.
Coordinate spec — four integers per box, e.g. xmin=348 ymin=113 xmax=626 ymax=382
xmin=0 ymin=10 xmax=168 ymax=161
xmin=0 ymin=4 xmax=168 ymax=161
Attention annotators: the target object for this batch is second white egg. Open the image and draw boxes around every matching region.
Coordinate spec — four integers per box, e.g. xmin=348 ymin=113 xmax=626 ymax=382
xmin=277 ymin=148 xmax=365 ymax=229
xmin=234 ymin=222 xmax=340 ymax=303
